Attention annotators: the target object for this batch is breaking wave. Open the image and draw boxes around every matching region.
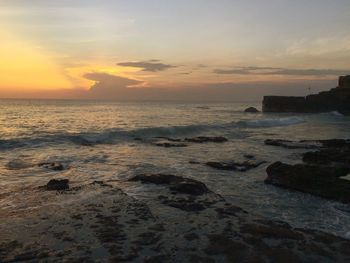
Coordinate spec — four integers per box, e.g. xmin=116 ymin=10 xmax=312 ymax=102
xmin=0 ymin=116 xmax=305 ymax=150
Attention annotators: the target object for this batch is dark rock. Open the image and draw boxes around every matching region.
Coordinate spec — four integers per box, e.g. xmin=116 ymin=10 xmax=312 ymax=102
xmin=205 ymin=234 xmax=249 ymax=262
xmin=169 ymin=181 xmax=210 ymax=196
xmin=154 ymin=142 xmax=188 ymax=148
xmin=319 ymin=139 xmax=350 ymax=148
xmin=162 ymin=198 xmax=206 ymax=211
xmin=240 ymin=221 xmax=304 ymax=240
xmin=263 ymin=75 xmax=350 ymax=115
xmin=129 ymin=174 xmax=210 ymax=195
xmin=196 ymin=106 xmax=211 ymax=110
xmin=244 ymin=107 xmax=259 ymax=113
xmin=265 ymin=162 xmax=350 ymax=203
xmin=216 ymin=205 xmax=248 ymax=218
xmin=6 ymin=159 xmax=33 ymax=170
xmin=184 ymin=233 xmax=199 ymax=241
xmin=263 ymin=96 xmax=307 ymax=113
xmin=265 ymin=139 xmax=320 ymax=149
xmin=206 ymin=160 xmax=266 ymax=172
xmin=303 ymin=147 xmax=350 ymax=167
xmin=45 ymin=179 xmax=69 ymax=191
xmin=38 ymin=162 xmax=65 ymax=171
xmin=129 ymin=174 xmax=183 ymax=185
xmin=153 ymin=136 xmax=182 ymax=142
xmin=184 ymin=136 xmax=228 ymax=143
xmin=243 ymin=154 xmax=255 ymax=159
xmin=339 ymin=75 xmax=350 ymax=88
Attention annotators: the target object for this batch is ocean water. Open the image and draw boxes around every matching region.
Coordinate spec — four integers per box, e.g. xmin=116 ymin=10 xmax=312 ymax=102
xmin=1 ymin=100 xmax=350 ymax=239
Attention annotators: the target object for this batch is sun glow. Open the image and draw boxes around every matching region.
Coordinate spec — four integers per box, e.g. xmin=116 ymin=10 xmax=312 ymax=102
xmin=0 ymin=32 xmax=73 ymax=92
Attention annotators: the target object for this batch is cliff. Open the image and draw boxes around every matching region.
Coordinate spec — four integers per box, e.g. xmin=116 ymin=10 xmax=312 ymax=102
xmin=263 ymin=75 xmax=350 ymax=115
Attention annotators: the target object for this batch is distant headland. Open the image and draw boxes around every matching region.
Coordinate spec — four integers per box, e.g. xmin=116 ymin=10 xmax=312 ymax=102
xmin=263 ymin=75 xmax=350 ymax=115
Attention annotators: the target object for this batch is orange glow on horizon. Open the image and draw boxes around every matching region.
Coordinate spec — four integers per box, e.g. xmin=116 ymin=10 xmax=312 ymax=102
xmin=0 ymin=32 xmax=73 ymax=91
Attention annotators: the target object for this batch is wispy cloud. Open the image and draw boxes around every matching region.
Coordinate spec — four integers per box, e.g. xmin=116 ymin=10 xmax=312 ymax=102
xmin=214 ymin=66 xmax=349 ymax=76
xmin=117 ymin=60 xmax=176 ymax=72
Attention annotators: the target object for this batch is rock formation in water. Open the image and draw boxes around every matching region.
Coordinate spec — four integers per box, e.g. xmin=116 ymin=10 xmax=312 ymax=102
xmin=263 ymin=75 xmax=350 ymax=115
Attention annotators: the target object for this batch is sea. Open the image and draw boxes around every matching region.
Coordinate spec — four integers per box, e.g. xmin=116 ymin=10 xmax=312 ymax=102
xmin=1 ymin=99 xmax=350 ymax=240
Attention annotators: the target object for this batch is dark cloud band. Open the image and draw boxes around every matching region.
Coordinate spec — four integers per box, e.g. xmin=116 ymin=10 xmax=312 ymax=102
xmin=117 ymin=60 xmax=176 ymax=72
xmin=214 ymin=66 xmax=349 ymax=76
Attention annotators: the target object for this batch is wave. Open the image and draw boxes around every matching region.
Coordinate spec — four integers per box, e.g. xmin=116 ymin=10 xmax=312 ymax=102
xmin=236 ymin=116 xmax=305 ymax=128
xmin=0 ymin=116 xmax=305 ymax=150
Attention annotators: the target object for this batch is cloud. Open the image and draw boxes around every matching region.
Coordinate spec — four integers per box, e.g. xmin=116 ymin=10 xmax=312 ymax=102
xmin=83 ymin=72 xmax=144 ymax=98
xmin=213 ymin=66 xmax=349 ymax=76
xmin=117 ymin=60 xmax=176 ymax=72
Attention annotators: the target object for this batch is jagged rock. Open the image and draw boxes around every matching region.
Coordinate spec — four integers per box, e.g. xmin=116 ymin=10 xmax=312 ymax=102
xmin=206 ymin=160 xmax=266 ymax=172
xmin=184 ymin=136 xmax=228 ymax=143
xmin=265 ymin=162 xmax=350 ymax=203
xmin=129 ymin=174 xmax=210 ymax=195
xmin=244 ymin=107 xmax=259 ymax=113
xmin=38 ymin=162 xmax=65 ymax=171
xmin=45 ymin=179 xmax=69 ymax=191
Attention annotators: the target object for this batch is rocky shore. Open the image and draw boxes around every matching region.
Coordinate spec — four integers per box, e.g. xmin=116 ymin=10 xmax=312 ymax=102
xmin=265 ymin=139 xmax=350 ymax=203
xmin=2 ymin=173 xmax=350 ymax=262
xmin=1 ymin=134 xmax=350 ymax=262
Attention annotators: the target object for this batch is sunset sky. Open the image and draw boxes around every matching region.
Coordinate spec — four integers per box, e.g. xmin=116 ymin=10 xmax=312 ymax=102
xmin=1 ymin=0 xmax=349 ymax=100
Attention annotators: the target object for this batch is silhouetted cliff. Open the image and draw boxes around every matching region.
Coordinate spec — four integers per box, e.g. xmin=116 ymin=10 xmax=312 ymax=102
xmin=263 ymin=75 xmax=350 ymax=115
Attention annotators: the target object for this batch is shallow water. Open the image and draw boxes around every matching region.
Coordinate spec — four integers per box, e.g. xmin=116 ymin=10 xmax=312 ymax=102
xmin=1 ymin=99 xmax=350 ymax=238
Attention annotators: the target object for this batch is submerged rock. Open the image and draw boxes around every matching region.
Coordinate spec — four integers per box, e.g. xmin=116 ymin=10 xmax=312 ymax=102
xmin=206 ymin=160 xmax=266 ymax=172
xmin=6 ymin=159 xmax=33 ymax=170
xmin=153 ymin=136 xmax=182 ymax=142
xmin=45 ymin=179 xmax=69 ymax=191
xmin=265 ymin=162 xmax=350 ymax=203
xmin=38 ymin=162 xmax=65 ymax=171
xmin=159 ymin=196 xmax=207 ymax=211
xmin=129 ymin=174 xmax=210 ymax=196
xmin=184 ymin=136 xmax=228 ymax=143
xmin=244 ymin=107 xmax=259 ymax=113
xmin=264 ymin=139 xmax=320 ymax=149
xmin=129 ymin=174 xmax=220 ymax=211
xmin=169 ymin=181 xmax=210 ymax=196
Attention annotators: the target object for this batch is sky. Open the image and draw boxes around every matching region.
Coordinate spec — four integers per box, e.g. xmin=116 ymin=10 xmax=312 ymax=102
xmin=0 ymin=0 xmax=349 ymax=101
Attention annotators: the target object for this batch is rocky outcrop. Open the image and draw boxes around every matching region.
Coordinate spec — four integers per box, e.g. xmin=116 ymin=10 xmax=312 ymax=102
xmin=38 ymin=162 xmax=65 ymax=171
xmin=206 ymin=160 xmax=266 ymax=172
xmin=265 ymin=138 xmax=350 ymax=203
xmin=129 ymin=174 xmax=211 ymax=196
xmin=184 ymin=136 xmax=228 ymax=143
xmin=263 ymin=75 xmax=350 ymax=115
xmin=44 ymin=179 xmax=69 ymax=191
xmin=265 ymin=162 xmax=350 ymax=203
xmin=244 ymin=107 xmax=259 ymax=113
xmin=265 ymin=139 xmax=320 ymax=149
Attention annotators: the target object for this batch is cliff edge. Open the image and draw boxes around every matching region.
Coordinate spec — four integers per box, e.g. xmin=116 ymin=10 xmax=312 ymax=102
xmin=263 ymin=75 xmax=350 ymax=115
